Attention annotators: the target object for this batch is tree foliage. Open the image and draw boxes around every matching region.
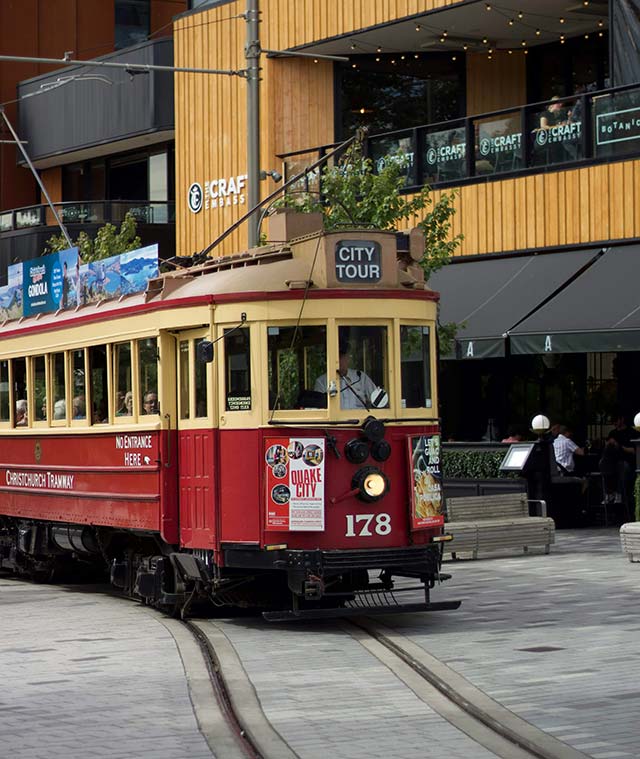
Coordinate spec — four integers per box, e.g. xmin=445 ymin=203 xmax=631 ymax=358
xmin=275 ymin=138 xmax=463 ymax=277
xmin=45 ymin=211 xmax=142 ymax=262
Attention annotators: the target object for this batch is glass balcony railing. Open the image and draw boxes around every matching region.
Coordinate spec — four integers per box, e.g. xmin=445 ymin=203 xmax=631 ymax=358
xmin=0 ymin=200 xmax=175 ymax=234
xmin=279 ymin=83 xmax=640 ymax=190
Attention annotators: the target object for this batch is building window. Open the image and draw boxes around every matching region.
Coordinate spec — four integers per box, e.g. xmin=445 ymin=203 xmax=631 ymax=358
xmin=115 ymin=0 xmax=150 ymax=50
xmin=337 ymin=54 xmax=465 ymax=138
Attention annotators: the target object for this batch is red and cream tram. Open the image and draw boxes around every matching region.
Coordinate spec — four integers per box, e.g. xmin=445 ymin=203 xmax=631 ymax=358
xmin=0 ymin=230 xmax=458 ymax=619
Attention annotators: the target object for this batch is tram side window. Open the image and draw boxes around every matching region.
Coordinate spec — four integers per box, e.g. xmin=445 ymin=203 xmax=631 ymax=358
xmin=72 ymin=350 xmax=87 ymax=420
xmin=0 ymin=360 xmax=9 ymax=422
xmin=179 ymin=340 xmax=190 ymax=420
xmin=138 ymin=338 xmax=159 ymax=415
xmin=194 ymin=338 xmax=209 ymax=418
xmin=114 ymin=342 xmax=133 ymax=417
xmin=224 ymin=329 xmax=251 ymax=412
xmin=336 ymin=326 xmax=389 ymax=409
xmin=33 ymin=355 xmax=47 ymax=421
xmin=268 ymin=326 xmax=326 ymax=410
xmin=89 ymin=345 xmax=109 ymax=423
xmin=52 ymin=352 xmax=67 ymax=420
xmin=12 ymin=357 xmax=28 ymax=427
xmin=400 ymin=326 xmax=432 ymax=409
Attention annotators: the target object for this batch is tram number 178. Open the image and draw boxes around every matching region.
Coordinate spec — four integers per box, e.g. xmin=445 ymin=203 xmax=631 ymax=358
xmin=345 ymin=513 xmax=391 ymax=537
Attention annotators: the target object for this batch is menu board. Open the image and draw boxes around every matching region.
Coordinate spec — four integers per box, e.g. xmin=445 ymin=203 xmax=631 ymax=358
xmin=408 ymin=434 xmax=444 ymax=529
xmin=265 ymin=437 xmax=325 ymax=531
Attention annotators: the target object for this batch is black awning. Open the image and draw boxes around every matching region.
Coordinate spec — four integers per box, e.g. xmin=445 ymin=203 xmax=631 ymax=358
xmin=428 ymin=247 xmax=601 ymax=359
xmin=509 ymin=244 xmax=640 ymax=355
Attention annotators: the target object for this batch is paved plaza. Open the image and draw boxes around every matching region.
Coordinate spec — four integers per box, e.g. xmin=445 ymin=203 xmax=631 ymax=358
xmin=0 ymin=527 xmax=637 ymax=758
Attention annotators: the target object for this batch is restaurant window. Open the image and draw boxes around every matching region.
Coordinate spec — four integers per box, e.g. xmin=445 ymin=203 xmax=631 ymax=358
xmin=138 ymin=338 xmax=159 ymax=415
xmin=72 ymin=350 xmax=87 ymax=420
xmin=33 ymin=355 xmax=47 ymax=422
xmin=337 ymin=54 xmax=465 ymax=138
xmin=268 ymin=326 xmax=326 ymax=410
xmin=0 ymin=360 xmax=9 ymax=422
xmin=194 ymin=338 xmax=209 ymax=418
xmin=52 ymin=352 xmax=67 ymax=421
xmin=400 ymin=326 xmax=432 ymax=409
xmin=337 ymin=326 xmax=389 ymax=410
xmin=13 ymin=358 xmax=27 ymax=427
xmin=115 ymin=0 xmax=150 ymax=50
xmin=224 ymin=329 xmax=250 ymax=411
xmin=89 ymin=345 xmax=109 ymax=424
xmin=114 ymin=342 xmax=133 ymax=417
xmin=179 ymin=340 xmax=190 ymax=420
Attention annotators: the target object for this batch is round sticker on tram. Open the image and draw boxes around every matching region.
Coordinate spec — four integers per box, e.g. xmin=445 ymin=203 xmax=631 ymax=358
xmin=265 ymin=444 xmax=288 ymax=467
xmin=288 ymin=440 xmax=303 ymax=459
xmin=272 ymin=463 xmax=287 ymax=479
xmin=302 ymin=444 xmax=323 ymax=467
xmin=271 ymin=484 xmax=291 ymax=505
xmin=187 ymin=182 xmax=203 ymax=214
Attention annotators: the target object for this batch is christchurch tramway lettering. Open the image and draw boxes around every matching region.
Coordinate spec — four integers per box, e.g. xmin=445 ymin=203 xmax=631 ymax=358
xmin=5 ymin=470 xmax=74 ymax=490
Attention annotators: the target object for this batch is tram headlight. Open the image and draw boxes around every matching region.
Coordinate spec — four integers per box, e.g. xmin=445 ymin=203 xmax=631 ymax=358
xmin=352 ymin=466 xmax=390 ymax=502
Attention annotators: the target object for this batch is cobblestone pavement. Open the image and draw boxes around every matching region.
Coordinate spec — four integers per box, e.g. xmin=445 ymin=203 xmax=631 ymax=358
xmin=0 ymin=580 xmax=213 ymax=759
xmin=384 ymin=527 xmax=640 ymax=759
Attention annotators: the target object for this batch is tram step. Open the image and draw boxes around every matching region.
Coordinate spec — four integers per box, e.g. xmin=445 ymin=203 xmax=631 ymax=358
xmin=262 ymin=600 xmax=461 ymax=622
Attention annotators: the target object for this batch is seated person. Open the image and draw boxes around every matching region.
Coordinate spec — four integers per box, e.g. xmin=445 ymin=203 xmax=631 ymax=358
xmin=15 ymin=399 xmax=28 ymax=427
xmin=599 ymin=415 xmax=635 ymax=506
xmin=53 ymin=399 xmax=66 ymax=420
xmin=117 ymin=391 xmax=133 ymax=416
xmin=501 ymin=425 xmax=525 ymax=443
xmin=553 ymin=425 xmax=584 ymax=474
xmin=314 ymin=341 xmax=378 ymax=410
xmin=142 ymin=391 xmax=159 ymax=414
xmin=539 ymin=96 xmax=568 ymax=129
xmin=72 ymin=395 xmax=86 ymax=420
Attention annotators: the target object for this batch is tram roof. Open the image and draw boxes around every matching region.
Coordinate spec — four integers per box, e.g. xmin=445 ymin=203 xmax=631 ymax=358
xmin=0 ymin=231 xmax=435 ymax=336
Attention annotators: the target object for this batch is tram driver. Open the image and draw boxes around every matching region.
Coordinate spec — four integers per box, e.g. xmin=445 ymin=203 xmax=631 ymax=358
xmin=314 ymin=341 xmax=378 ymax=410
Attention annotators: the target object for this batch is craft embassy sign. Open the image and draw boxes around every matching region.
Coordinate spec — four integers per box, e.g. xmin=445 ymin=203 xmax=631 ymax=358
xmin=188 ymin=174 xmax=248 ymax=214
xmin=334 ymin=240 xmax=382 ymax=283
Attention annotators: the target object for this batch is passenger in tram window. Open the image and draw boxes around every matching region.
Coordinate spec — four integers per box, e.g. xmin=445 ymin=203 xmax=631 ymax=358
xmin=93 ymin=401 xmax=108 ymax=424
xmin=53 ymin=399 xmax=66 ymax=420
xmin=117 ymin=391 xmax=134 ymax=416
xmin=142 ymin=392 xmax=159 ymax=414
xmin=15 ymin=399 xmax=27 ymax=426
xmin=115 ymin=391 xmax=127 ymax=416
xmin=72 ymin=395 xmax=86 ymax=420
xmin=39 ymin=399 xmax=47 ymax=421
xmin=314 ymin=341 xmax=377 ymax=410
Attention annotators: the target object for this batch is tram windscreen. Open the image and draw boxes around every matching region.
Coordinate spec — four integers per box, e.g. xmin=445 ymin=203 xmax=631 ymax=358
xmin=400 ymin=325 xmax=432 ymax=409
xmin=336 ymin=326 xmax=389 ymax=410
xmin=268 ymin=326 xmax=327 ymax=410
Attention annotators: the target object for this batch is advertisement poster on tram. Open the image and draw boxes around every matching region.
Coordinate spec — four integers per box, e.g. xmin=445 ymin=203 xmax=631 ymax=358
xmin=265 ymin=437 xmax=325 ymax=531
xmin=408 ymin=434 xmax=444 ymax=529
xmin=23 ymin=246 xmax=79 ymax=317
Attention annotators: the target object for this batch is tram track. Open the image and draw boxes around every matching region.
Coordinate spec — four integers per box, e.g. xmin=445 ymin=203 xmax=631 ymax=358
xmin=174 ymin=614 xmax=591 ymax=759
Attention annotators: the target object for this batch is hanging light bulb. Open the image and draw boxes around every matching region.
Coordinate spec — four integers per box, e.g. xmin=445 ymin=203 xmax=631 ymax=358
xmin=440 ymin=35 xmax=446 ymax=43
xmin=350 ymin=42 xmax=356 ymax=50
xmin=584 ymin=33 xmax=590 ymax=39
xmin=521 ymin=39 xmax=527 ymax=46
xmin=443 ymin=30 xmax=448 ymax=37
xmin=485 ymin=2 xmax=492 ymax=9
xmin=375 ymin=56 xmax=380 ymax=62
xmin=598 ymin=19 xmax=604 ymax=27
xmin=508 ymin=49 xmax=513 ymax=54
xmin=508 ymin=18 xmax=514 ymax=26
xmin=518 ymin=11 xmax=524 ymax=19
xmin=535 ymin=29 xmax=541 ymax=36
xmin=559 ymin=17 xmax=565 ymax=23
xmin=463 ymin=44 xmax=469 ymax=50
xmin=452 ymin=55 xmax=457 ymax=61
xmin=376 ymin=46 xmax=382 ymax=53
xmin=415 ymin=23 xmax=421 ymax=32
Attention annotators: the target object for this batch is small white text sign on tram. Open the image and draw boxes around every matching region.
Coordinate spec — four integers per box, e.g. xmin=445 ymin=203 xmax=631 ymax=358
xmin=335 ymin=240 xmax=382 ymax=283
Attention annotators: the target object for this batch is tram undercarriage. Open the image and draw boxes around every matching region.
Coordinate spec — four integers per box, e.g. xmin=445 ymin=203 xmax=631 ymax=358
xmin=0 ymin=517 xmax=458 ymax=620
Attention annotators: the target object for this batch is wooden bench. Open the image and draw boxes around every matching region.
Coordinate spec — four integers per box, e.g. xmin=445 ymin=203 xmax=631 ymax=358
xmin=443 ymin=492 xmax=555 ymax=560
xmin=620 ymin=523 xmax=640 ymax=562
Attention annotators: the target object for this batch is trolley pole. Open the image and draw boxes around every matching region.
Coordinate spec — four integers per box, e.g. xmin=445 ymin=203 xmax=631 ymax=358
xmin=246 ymin=0 xmax=261 ymax=249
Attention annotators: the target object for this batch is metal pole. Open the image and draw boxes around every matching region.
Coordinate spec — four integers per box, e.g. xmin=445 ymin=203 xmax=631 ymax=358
xmin=0 ymin=107 xmax=73 ymax=249
xmin=246 ymin=0 xmax=261 ymax=249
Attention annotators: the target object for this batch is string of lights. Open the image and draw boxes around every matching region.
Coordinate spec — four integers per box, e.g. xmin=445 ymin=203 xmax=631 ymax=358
xmin=343 ymin=1 xmax=607 ymax=67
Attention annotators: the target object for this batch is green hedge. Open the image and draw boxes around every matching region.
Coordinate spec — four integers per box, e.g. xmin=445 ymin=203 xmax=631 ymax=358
xmin=442 ymin=449 xmax=515 ymax=479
